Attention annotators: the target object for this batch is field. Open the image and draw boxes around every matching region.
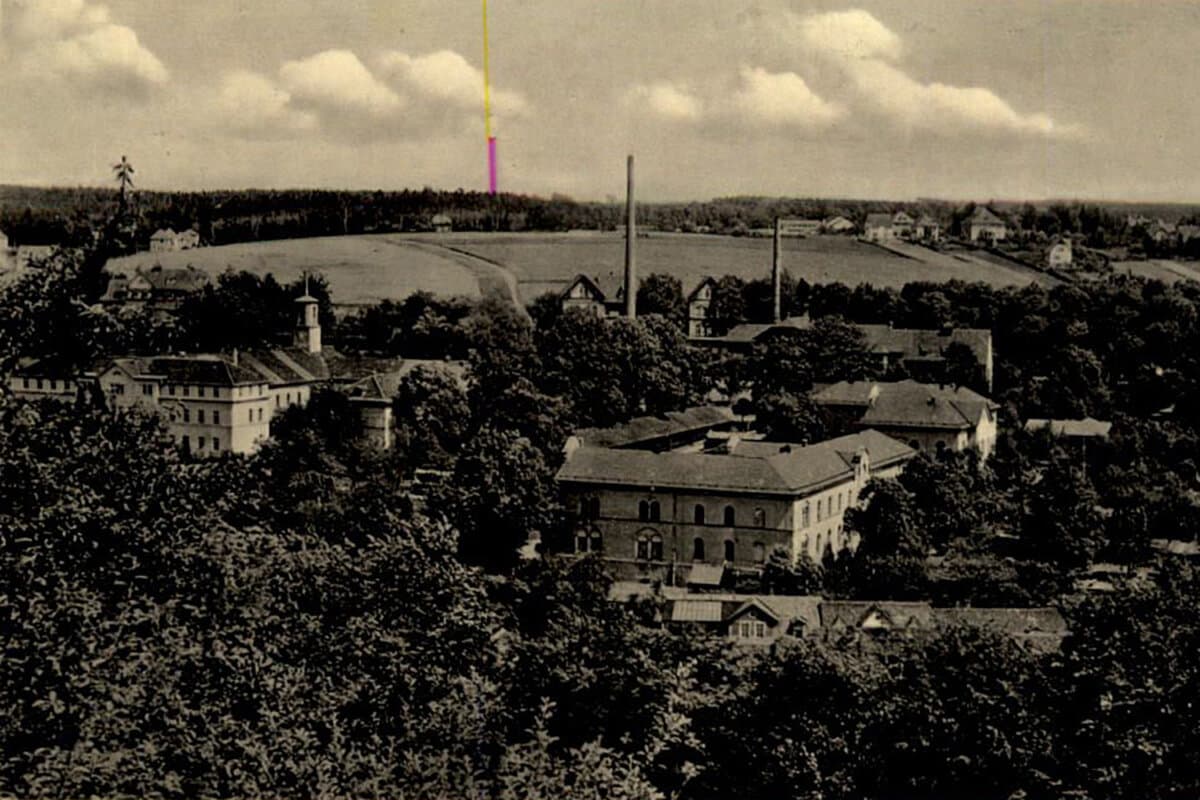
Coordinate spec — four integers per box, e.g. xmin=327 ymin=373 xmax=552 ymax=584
xmin=106 ymin=235 xmax=482 ymax=308
xmin=1114 ymin=259 xmax=1200 ymax=284
xmin=105 ymin=231 xmax=1055 ymax=309
xmin=428 ymin=232 xmax=1054 ymax=302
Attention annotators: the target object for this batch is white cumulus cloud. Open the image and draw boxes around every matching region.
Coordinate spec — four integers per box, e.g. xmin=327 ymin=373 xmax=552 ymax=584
xmin=279 ymin=49 xmax=404 ymax=118
xmin=731 ymin=66 xmax=843 ymax=128
xmin=378 ymin=49 xmax=528 ymax=118
xmin=626 ymin=81 xmax=703 ymax=121
xmin=3 ymin=0 xmax=167 ymax=94
xmin=794 ymin=8 xmax=1078 ymax=139
xmin=215 ymin=70 xmax=317 ymax=136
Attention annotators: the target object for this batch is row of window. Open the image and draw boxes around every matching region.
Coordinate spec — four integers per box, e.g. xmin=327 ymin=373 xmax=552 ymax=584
xmin=20 ymin=378 xmax=75 ymax=392
xmin=177 ymin=434 xmax=220 ymax=452
xmin=735 ymin=620 xmax=768 ymax=639
xmin=620 ymin=531 xmax=770 ymax=564
xmin=166 ymin=384 xmax=267 ymax=399
xmin=800 ymin=490 xmax=854 ymax=528
xmin=176 ymin=407 xmax=266 ymax=425
xmin=581 ymin=497 xmax=770 ymax=529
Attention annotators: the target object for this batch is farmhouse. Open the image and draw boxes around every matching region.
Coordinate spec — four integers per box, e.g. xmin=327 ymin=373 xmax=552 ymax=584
xmin=914 ymin=215 xmax=942 ymax=242
xmin=966 ymin=207 xmax=1008 ymax=242
xmin=559 ymin=273 xmax=626 ymax=317
xmin=863 ymin=213 xmax=896 ymax=242
xmin=891 ymin=211 xmax=915 ymax=238
xmin=813 ymin=379 xmax=999 ymax=460
xmin=686 ymin=276 xmax=718 ymax=337
xmin=556 ymin=429 xmax=915 ymax=577
xmin=149 ymin=228 xmax=201 ymax=253
xmin=822 ymin=216 xmax=856 ymax=234
xmin=431 ymin=213 xmax=453 ymax=233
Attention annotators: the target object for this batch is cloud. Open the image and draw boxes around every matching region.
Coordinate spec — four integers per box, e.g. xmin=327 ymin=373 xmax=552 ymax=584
xmin=626 ymin=81 xmax=703 ymax=121
xmin=3 ymin=0 xmax=167 ymax=94
xmin=215 ymin=70 xmax=317 ymax=136
xmin=730 ymin=67 xmax=843 ymax=128
xmin=796 ymin=9 xmax=902 ymax=62
xmin=378 ymin=49 xmax=528 ymax=118
xmin=279 ymin=49 xmax=403 ymax=119
xmin=795 ymin=9 xmax=1078 ymax=139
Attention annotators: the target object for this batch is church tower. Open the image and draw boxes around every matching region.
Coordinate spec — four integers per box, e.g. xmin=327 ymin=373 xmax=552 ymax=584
xmin=294 ymin=278 xmax=321 ymax=354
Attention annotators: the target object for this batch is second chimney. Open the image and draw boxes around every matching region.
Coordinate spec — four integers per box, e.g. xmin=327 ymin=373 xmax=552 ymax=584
xmin=624 ymin=154 xmax=637 ymax=319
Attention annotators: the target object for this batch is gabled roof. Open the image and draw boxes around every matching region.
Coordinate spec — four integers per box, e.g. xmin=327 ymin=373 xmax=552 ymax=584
xmin=135 ymin=265 xmax=209 ymax=292
xmin=560 ymin=272 xmax=626 ymax=304
xmin=715 ymin=316 xmax=813 ymax=343
xmin=892 ymin=211 xmax=915 ymax=225
xmin=663 ymin=589 xmax=823 ymax=631
xmin=819 ymin=600 xmax=934 ymax=630
xmin=726 ymin=596 xmax=783 ymax=625
xmin=94 ymin=355 xmax=263 ymax=386
xmin=864 ymin=213 xmax=893 ymax=228
xmin=814 ymin=380 xmax=997 ymax=431
xmin=574 ymin=405 xmax=735 ymax=449
xmin=557 ymin=429 xmax=914 ymax=496
xmin=241 ymin=348 xmax=330 ymax=387
xmin=685 ymin=276 xmax=718 ymax=302
xmin=1024 ymin=417 xmax=1112 ymax=439
xmin=856 ymin=324 xmax=992 ymax=364
xmin=916 ymin=214 xmax=940 ymax=227
xmin=150 ymin=228 xmax=177 ymax=240
xmin=431 ymin=213 xmax=452 ymax=224
xmin=967 ymin=206 xmax=1006 ymax=226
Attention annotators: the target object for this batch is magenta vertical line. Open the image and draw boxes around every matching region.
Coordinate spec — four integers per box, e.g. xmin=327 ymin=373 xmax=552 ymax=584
xmin=487 ymin=137 xmax=498 ymax=194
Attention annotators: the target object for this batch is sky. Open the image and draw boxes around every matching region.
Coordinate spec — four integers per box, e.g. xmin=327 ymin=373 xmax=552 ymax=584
xmin=3 ymin=0 xmax=1200 ymax=202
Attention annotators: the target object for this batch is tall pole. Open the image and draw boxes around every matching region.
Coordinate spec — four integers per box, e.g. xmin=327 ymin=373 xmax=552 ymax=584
xmin=772 ymin=217 xmax=782 ymax=323
xmin=482 ymin=0 xmax=497 ymax=194
xmin=625 ymin=154 xmax=637 ymax=318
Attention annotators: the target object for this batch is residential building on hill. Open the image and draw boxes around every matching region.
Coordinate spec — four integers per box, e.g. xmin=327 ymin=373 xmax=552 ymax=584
xmin=863 ymin=212 xmax=897 ymax=242
xmin=966 ymin=207 xmax=1008 ymax=242
xmin=1048 ymin=238 xmax=1073 ymax=268
xmin=149 ymin=228 xmax=202 ymax=253
xmin=813 ymin=379 xmax=999 ymax=459
xmin=100 ymin=265 xmax=210 ymax=308
xmin=686 ymin=276 xmax=718 ymax=337
xmin=559 ymin=273 xmax=626 ymax=317
xmin=556 ymin=429 xmax=915 ymax=577
xmin=914 ymin=215 xmax=942 ymax=241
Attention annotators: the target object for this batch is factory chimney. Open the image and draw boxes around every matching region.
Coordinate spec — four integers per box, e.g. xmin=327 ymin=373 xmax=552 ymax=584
xmin=772 ymin=217 xmax=782 ymax=323
xmin=624 ymin=154 xmax=637 ymax=318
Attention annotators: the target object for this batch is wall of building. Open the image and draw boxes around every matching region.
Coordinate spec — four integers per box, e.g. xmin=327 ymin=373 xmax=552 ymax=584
xmin=7 ymin=375 xmax=79 ymax=402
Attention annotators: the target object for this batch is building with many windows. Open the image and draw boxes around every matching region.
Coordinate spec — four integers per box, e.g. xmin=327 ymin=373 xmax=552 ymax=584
xmin=556 ymin=429 xmax=915 ymax=576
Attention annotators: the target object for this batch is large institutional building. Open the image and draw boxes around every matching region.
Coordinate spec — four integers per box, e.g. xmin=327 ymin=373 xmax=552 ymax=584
xmin=7 ymin=292 xmax=329 ymax=456
xmin=556 ymin=429 xmax=915 ymax=573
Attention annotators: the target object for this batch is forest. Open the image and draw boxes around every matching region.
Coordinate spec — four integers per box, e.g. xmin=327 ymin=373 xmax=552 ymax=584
xmin=5 ymin=241 xmax=1200 ymax=797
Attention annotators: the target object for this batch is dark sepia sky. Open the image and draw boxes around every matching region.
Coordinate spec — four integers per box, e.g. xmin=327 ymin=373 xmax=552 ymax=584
xmin=2 ymin=0 xmax=1200 ymax=202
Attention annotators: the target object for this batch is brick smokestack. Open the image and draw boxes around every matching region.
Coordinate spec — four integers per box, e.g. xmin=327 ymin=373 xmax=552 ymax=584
xmin=772 ymin=217 xmax=782 ymax=323
xmin=624 ymin=154 xmax=637 ymax=319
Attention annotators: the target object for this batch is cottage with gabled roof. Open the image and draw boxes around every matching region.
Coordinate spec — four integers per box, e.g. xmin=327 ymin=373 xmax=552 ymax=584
xmin=559 ymin=273 xmax=626 ymax=318
xmin=863 ymin=212 xmax=896 ymax=243
xmin=813 ymin=379 xmax=999 ymax=459
xmin=686 ymin=276 xmax=718 ymax=338
xmin=557 ymin=429 xmax=915 ymax=576
xmin=966 ymin=206 xmax=1008 ymax=242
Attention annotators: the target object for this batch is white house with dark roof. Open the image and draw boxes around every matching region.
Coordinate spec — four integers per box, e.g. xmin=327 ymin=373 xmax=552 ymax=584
xmin=686 ymin=276 xmax=718 ymax=337
xmin=813 ymin=379 xmax=999 ymax=459
xmin=556 ymin=429 xmax=915 ymax=573
xmin=559 ymin=273 xmax=626 ymax=318
xmin=966 ymin=206 xmax=1008 ymax=242
xmin=863 ymin=213 xmax=897 ymax=242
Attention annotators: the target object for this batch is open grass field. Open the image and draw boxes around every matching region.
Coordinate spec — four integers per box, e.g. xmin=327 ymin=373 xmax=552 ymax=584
xmin=425 ymin=232 xmax=1053 ymax=302
xmin=1114 ymin=259 xmax=1200 ymax=284
xmin=106 ymin=235 xmax=482 ymax=308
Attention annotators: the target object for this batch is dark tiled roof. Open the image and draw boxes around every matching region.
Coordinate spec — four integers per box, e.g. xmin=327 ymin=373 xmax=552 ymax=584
xmin=557 ymin=429 xmax=914 ymax=495
xmin=138 ymin=265 xmax=209 ymax=292
xmin=819 ymin=600 xmax=934 ymax=630
xmin=815 ymin=380 xmax=996 ymax=431
xmin=242 ymin=347 xmax=331 ymax=386
xmin=575 ymin=405 xmax=735 ymax=449
xmin=865 ymin=213 xmax=893 ymax=228
xmin=664 ymin=590 xmax=822 ymax=630
xmin=968 ymin=207 xmax=1006 ymax=226
xmin=857 ymin=324 xmax=991 ymax=366
xmin=134 ymin=356 xmax=264 ymax=386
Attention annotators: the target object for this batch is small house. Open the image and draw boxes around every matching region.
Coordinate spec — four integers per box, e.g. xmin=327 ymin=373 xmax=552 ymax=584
xmin=966 ymin=207 xmax=1008 ymax=243
xmin=431 ymin=213 xmax=453 ymax=233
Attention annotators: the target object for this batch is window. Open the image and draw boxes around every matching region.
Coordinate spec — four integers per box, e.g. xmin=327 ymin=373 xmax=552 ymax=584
xmin=576 ymin=530 xmax=590 ymax=553
xmin=736 ymin=620 xmax=767 ymax=639
xmin=168 ymin=385 xmax=175 ymax=396
xmin=198 ymin=410 xmax=205 ymax=424
xmin=197 ymin=436 xmax=205 ymax=449
xmin=638 ymin=500 xmax=650 ymax=522
xmin=248 ymin=409 xmax=253 ymax=423
xmin=580 ymin=498 xmax=590 ymax=517
xmin=693 ymin=537 xmax=705 ymax=561
xmin=142 ymin=383 xmax=153 ymax=396
xmin=802 ymin=503 xmax=810 ymax=527
xmin=36 ymin=379 xmax=43 ymax=390
xmin=817 ymin=500 xmax=823 ymax=523
xmin=276 ymin=395 xmax=281 ymax=407
xmin=182 ymin=435 xmax=190 ymax=450
xmin=50 ymin=380 xmax=56 ymax=391
xmin=724 ymin=540 xmax=735 ymax=562
xmin=183 ymin=408 xmax=190 ymax=423
xmin=694 ymin=504 xmax=705 ymax=525
xmin=287 ymin=392 xmax=292 ymax=404
xmin=836 ymin=493 xmax=842 ymax=512
xmin=212 ymin=439 xmax=220 ymax=452
xmin=649 ymin=500 xmax=660 ymax=522
xmin=198 ymin=386 xmax=205 ymax=398
xmin=213 ymin=388 xmax=220 ymax=399
xmin=22 ymin=378 xmax=29 ymax=389
xmin=753 ymin=508 xmax=766 ymax=528
xmin=753 ymin=542 xmax=766 ymax=563
xmin=637 ymin=531 xmax=663 ymax=561
xmin=590 ymin=530 xmax=602 ymax=553
xmin=183 ymin=386 xmax=190 ymax=397
xmin=258 ymin=408 xmax=264 ymax=422
xmin=213 ymin=410 xmax=220 ymax=425
xmin=723 ymin=505 xmax=735 ymax=527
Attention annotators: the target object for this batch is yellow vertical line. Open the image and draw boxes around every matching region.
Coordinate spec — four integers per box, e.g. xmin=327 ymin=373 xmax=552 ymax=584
xmin=482 ymin=0 xmax=493 ymax=140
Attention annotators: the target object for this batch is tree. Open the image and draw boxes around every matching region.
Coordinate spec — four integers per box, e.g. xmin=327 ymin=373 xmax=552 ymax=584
xmin=707 ymin=276 xmax=747 ymax=335
xmin=637 ymin=273 xmax=685 ymax=323
xmin=112 ymin=155 xmax=135 ymax=212
xmin=393 ymin=364 xmax=471 ymax=470
xmin=943 ymin=341 xmax=987 ymax=393
xmin=753 ymin=392 xmax=827 ymax=444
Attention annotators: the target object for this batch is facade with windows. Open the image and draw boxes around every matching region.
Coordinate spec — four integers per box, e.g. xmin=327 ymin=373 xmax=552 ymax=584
xmin=557 ymin=429 xmax=915 ymax=571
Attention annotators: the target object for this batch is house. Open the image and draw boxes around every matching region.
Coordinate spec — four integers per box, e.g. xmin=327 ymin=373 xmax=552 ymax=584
xmin=819 ymin=600 xmax=934 ymax=637
xmin=663 ymin=588 xmax=823 ymax=646
xmin=556 ymin=429 xmax=916 ymax=578
xmin=344 ymin=372 xmax=400 ymax=450
xmin=569 ymin=405 xmax=736 ymax=452
xmin=559 ymin=273 xmax=625 ymax=317
xmin=857 ymin=324 xmax=995 ymax=391
xmin=822 ymin=216 xmax=856 ymax=234
xmin=431 ymin=213 xmax=453 ymax=233
xmin=150 ymin=228 xmax=181 ymax=252
xmin=812 ymin=379 xmax=999 ymax=460
xmin=1048 ymin=238 xmax=1073 ymax=268
xmin=686 ymin=276 xmax=718 ymax=337
xmin=914 ymin=215 xmax=942 ymax=242
xmin=1151 ymin=219 xmax=1177 ymax=243
xmin=7 ymin=291 xmax=332 ymax=456
xmin=1179 ymin=224 xmax=1200 ymax=243
xmin=891 ymin=211 xmax=915 ymax=238
xmin=100 ymin=265 xmax=210 ymax=308
xmin=966 ymin=207 xmax=1008 ymax=243
xmin=176 ymin=229 xmax=202 ymax=249
xmin=863 ymin=213 xmax=896 ymax=242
